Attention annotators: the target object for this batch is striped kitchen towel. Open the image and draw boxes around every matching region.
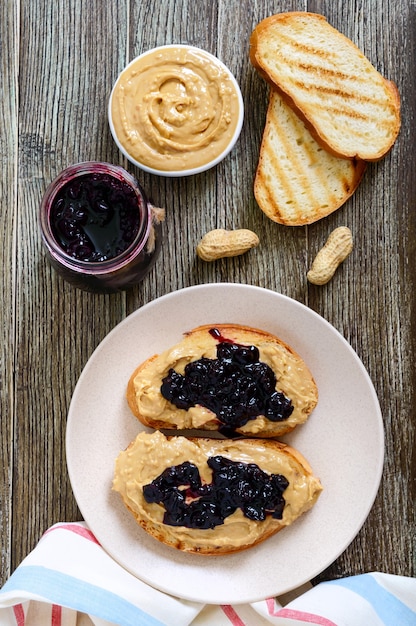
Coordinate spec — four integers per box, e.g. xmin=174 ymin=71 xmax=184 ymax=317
xmin=0 ymin=522 xmax=415 ymax=626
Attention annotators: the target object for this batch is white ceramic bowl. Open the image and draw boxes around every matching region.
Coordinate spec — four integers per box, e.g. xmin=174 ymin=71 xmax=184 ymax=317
xmin=108 ymin=45 xmax=244 ymax=177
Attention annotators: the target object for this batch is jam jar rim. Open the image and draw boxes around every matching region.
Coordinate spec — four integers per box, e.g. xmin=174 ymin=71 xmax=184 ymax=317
xmin=39 ymin=161 xmax=153 ymax=275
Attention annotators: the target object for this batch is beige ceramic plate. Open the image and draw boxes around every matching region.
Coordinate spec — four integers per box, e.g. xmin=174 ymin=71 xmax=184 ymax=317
xmin=66 ymin=283 xmax=384 ymax=604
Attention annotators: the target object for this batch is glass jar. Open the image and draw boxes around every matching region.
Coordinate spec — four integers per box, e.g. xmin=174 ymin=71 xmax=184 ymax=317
xmin=39 ymin=162 xmax=163 ymax=293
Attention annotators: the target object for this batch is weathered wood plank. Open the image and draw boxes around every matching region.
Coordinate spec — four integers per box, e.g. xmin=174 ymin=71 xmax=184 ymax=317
xmin=0 ymin=0 xmax=19 ymax=586
xmin=10 ymin=0 xmax=132 ymax=574
xmin=2 ymin=0 xmax=415 ymax=591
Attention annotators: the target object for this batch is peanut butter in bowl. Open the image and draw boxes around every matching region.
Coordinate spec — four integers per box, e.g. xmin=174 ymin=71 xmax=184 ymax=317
xmin=108 ymin=45 xmax=244 ymax=176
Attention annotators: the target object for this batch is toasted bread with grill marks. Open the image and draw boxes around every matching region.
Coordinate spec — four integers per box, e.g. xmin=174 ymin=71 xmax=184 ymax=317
xmin=113 ymin=431 xmax=323 ymax=554
xmin=250 ymin=12 xmax=401 ymax=161
xmin=254 ymin=89 xmax=367 ymax=225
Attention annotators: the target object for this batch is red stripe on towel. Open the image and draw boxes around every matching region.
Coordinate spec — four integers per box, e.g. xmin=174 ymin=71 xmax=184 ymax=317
xmin=51 ymin=604 xmax=62 ymax=626
xmin=13 ymin=603 xmax=25 ymax=625
xmin=44 ymin=523 xmax=100 ymax=545
xmin=221 ymin=604 xmax=247 ymax=625
xmin=266 ymin=598 xmax=338 ymax=625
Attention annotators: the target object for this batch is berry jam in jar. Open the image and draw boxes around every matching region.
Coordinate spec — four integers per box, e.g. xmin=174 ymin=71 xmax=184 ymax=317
xmin=39 ymin=162 xmax=163 ymax=293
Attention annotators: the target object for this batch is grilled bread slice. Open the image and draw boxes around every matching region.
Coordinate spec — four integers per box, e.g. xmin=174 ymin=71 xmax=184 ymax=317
xmin=250 ymin=12 xmax=401 ymax=161
xmin=113 ymin=431 xmax=323 ymax=554
xmin=126 ymin=323 xmax=318 ymax=438
xmin=254 ymin=89 xmax=366 ymax=225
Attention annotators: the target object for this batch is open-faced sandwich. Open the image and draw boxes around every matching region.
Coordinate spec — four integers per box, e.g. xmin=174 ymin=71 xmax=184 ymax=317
xmin=113 ymin=431 xmax=323 ymax=554
xmin=126 ymin=323 xmax=318 ymax=438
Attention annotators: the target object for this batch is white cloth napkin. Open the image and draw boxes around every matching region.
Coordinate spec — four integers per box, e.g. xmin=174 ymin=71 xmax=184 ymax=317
xmin=0 ymin=522 xmax=415 ymax=626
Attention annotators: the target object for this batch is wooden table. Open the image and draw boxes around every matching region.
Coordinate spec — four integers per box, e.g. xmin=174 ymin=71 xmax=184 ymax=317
xmin=1 ymin=0 xmax=415 ymax=593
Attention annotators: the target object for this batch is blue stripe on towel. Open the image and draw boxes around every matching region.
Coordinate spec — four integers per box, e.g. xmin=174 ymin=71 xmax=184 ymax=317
xmin=0 ymin=565 xmax=167 ymax=626
xmin=328 ymin=574 xmax=416 ymax=626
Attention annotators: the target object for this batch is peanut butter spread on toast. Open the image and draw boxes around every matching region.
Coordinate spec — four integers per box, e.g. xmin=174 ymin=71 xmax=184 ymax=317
xmin=130 ymin=326 xmax=317 ymax=436
xmin=113 ymin=432 xmax=322 ymax=553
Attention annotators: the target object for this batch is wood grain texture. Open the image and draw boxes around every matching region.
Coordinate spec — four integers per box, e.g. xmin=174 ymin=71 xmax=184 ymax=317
xmin=0 ymin=0 xmax=18 ymax=586
xmin=1 ymin=0 xmax=415 ymax=592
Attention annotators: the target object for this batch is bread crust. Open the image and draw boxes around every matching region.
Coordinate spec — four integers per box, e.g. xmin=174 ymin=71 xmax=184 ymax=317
xmin=113 ymin=433 xmax=323 ymax=554
xmin=126 ymin=323 xmax=318 ymax=437
xmin=250 ymin=12 xmax=401 ymax=161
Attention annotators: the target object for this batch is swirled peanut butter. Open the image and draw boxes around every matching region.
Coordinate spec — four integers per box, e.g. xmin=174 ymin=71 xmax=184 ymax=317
xmin=130 ymin=326 xmax=318 ymax=435
xmin=113 ymin=431 xmax=322 ymax=553
xmin=110 ymin=46 xmax=242 ymax=171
